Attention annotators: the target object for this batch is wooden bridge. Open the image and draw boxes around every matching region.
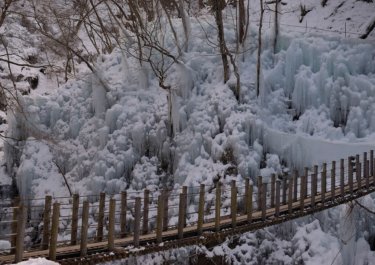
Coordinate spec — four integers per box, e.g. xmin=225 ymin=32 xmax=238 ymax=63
xmin=1 ymin=151 xmax=375 ymax=264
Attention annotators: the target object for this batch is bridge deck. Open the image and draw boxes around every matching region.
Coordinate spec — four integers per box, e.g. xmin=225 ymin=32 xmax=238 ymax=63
xmin=1 ymin=173 xmax=373 ymax=264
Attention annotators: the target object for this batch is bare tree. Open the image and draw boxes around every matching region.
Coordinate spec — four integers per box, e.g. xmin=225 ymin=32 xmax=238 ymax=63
xmin=256 ymin=0 xmax=264 ymax=96
xmin=213 ymin=0 xmax=230 ymax=84
xmin=273 ymin=0 xmax=280 ymax=54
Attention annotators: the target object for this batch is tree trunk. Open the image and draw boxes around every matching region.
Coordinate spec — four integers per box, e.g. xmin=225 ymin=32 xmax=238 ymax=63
xmin=256 ymin=0 xmax=264 ymax=97
xmin=238 ymin=0 xmax=245 ymax=45
xmin=214 ymin=0 xmax=230 ymax=83
xmin=273 ymin=0 xmax=279 ymax=54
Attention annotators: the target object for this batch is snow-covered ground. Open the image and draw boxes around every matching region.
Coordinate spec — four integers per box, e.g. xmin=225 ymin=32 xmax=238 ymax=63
xmin=1 ymin=0 xmax=375 ymax=264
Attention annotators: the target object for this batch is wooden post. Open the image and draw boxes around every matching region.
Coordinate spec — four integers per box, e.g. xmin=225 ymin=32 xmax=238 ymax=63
xmin=231 ymin=180 xmax=237 ymax=228
xmin=282 ymin=178 xmax=287 ymax=205
xmin=247 ymin=185 xmax=253 ymax=222
xmin=311 ymin=173 xmax=316 ymax=207
xmin=133 ymin=197 xmax=141 ymax=248
xmin=304 ymin=167 xmax=309 ymax=198
xmin=182 ymin=186 xmax=188 ymax=227
xmin=156 ymin=194 xmax=164 ymax=243
xmin=349 ymin=156 xmax=354 ymax=196
xmin=270 ymin=174 xmax=276 ymax=207
xmin=108 ymin=198 xmax=116 ymax=250
xmin=14 ymin=203 xmax=26 ymax=263
xmin=163 ymin=190 xmax=169 ymax=231
xmin=261 ymin=183 xmax=267 ymax=220
xmin=71 ymin=194 xmax=79 ymax=245
xmin=358 ymin=162 xmax=362 ymax=190
xmin=97 ymin=192 xmax=105 ymax=242
xmin=215 ymin=182 xmax=222 ymax=232
xmin=364 ymin=152 xmax=367 ymax=179
xmin=275 ymin=181 xmax=280 ymax=217
xmin=244 ymin=178 xmax=250 ymax=213
xmin=120 ymin=191 xmax=127 ymax=237
xmin=49 ymin=202 xmax=60 ymax=261
xmin=80 ymin=201 xmax=89 ymax=257
xmin=313 ymin=165 xmax=318 ymax=195
xmin=197 ymin=184 xmax=205 ymax=235
xmin=370 ymin=150 xmax=374 ymax=177
xmin=293 ymin=170 xmax=298 ymax=202
xmin=257 ymin=176 xmax=262 ymax=210
xmin=41 ymin=195 xmax=52 ymax=250
xmin=356 ymin=154 xmax=360 ymax=182
xmin=300 ymin=175 xmax=306 ymax=212
xmin=288 ymin=177 xmax=293 ymax=214
xmin=321 ymin=163 xmax=327 ymax=204
xmin=178 ymin=191 xmax=187 ymax=239
xmin=331 ymin=161 xmax=336 ymax=200
xmin=364 ymin=160 xmax=370 ymax=190
xmin=10 ymin=197 xmax=20 ymax=255
xmin=142 ymin=189 xmax=149 ymax=235
xmin=340 ymin=159 xmax=345 ymax=197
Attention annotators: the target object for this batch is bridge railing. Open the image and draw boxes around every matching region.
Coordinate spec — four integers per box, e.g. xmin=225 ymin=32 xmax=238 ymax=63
xmin=0 ymin=150 xmax=374 ymax=263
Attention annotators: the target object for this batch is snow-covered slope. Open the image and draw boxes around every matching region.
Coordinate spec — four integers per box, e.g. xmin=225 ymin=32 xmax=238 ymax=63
xmin=1 ymin=0 xmax=375 ymax=264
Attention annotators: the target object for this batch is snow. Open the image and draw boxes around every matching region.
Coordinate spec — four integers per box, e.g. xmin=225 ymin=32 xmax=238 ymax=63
xmin=1 ymin=0 xmax=375 ymax=264
xmin=12 ymin=258 xmax=59 ymax=265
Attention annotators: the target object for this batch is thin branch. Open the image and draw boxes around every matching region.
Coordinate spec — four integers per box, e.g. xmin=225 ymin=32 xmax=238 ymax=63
xmin=354 ymin=200 xmax=375 ymax=215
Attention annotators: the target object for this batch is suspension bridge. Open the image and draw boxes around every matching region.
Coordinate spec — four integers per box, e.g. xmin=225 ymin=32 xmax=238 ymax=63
xmin=1 ymin=151 xmax=375 ymax=264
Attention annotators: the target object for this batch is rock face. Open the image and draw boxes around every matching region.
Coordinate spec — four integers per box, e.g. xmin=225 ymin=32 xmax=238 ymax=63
xmin=26 ymin=75 xmax=38 ymax=90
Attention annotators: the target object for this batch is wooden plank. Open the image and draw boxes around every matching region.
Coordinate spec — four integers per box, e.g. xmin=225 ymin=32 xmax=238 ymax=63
xmin=163 ymin=190 xmax=169 ymax=231
xmin=143 ymin=189 xmax=149 ymax=235
xmin=71 ymin=194 xmax=79 ymax=245
xmin=300 ymin=175 xmax=306 ymax=212
xmin=321 ymin=163 xmax=326 ymax=204
xmin=275 ymin=181 xmax=280 ymax=217
xmin=247 ymin=184 xmax=253 ymax=222
xmin=231 ymin=180 xmax=237 ymax=227
xmin=41 ymin=195 xmax=52 ymax=250
xmin=313 ymin=165 xmax=318 ymax=195
xmin=270 ymin=174 xmax=275 ymax=207
xmin=10 ymin=197 xmax=19 ymax=255
xmin=97 ymin=192 xmax=105 ymax=242
xmin=215 ymin=182 xmax=222 ymax=232
xmin=120 ymin=191 xmax=127 ymax=238
xmin=244 ymin=178 xmax=250 ymax=213
xmin=288 ymin=176 xmax=293 ymax=214
xmin=331 ymin=161 xmax=336 ymax=199
xmin=304 ymin=167 xmax=309 ymax=198
xmin=133 ymin=197 xmax=141 ymax=247
xmin=178 ymin=189 xmax=187 ymax=239
xmin=353 ymin=155 xmax=361 ymax=182
xmin=364 ymin=160 xmax=370 ymax=190
xmin=282 ymin=177 xmax=287 ymax=205
xmin=261 ymin=183 xmax=267 ymax=220
xmin=80 ymin=201 xmax=89 ymax=257
xmin=349 ymin=156 xmax=353 ymax=196
xmin=49 ymin=202 xmax=60 ymax=261
xmin=311 ymin=173 xmax=316 ymax=207
xmin=293 ymin=170 xmax=298 ymax=202
xmin=156 ymin=194 xmax=164 ymax=243
xmin=197 ymin=184 xmax=205 ymax=235
xmin=371 ymin=150 xmax=374 ymax=177
xmin=257 ymin=176 xmax=262 ymax=210
xmin=108 ymin=198 xmax=116 ymax=250
xmin=14 ymin=203 xmax=26 ymax=263
xmin=340 ymin=158 xmax=345 ymax=197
